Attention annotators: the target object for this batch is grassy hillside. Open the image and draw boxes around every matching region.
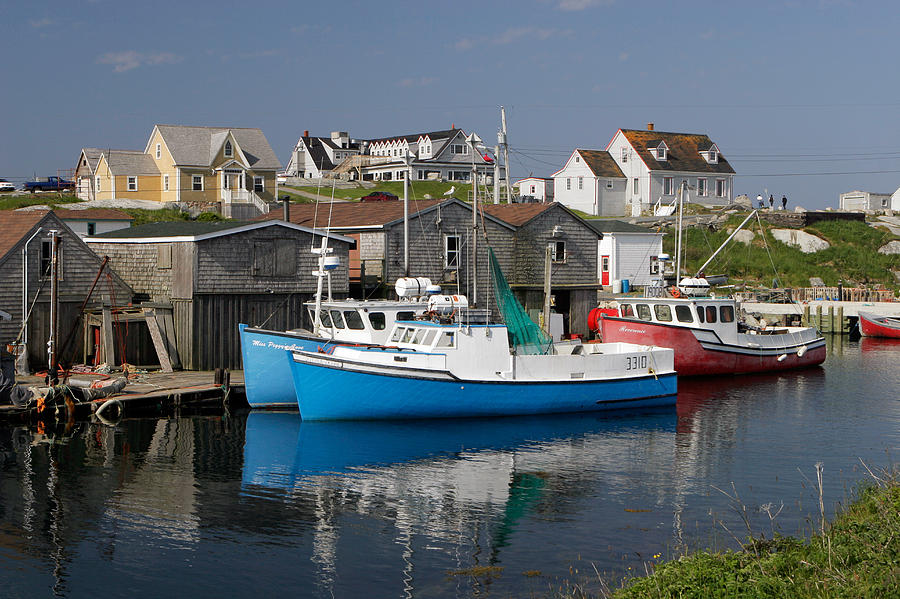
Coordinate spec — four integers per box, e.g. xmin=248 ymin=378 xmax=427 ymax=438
xmin=666 ymin=215 xmax=899 ymax=290
xmin=284 ymin=180 xmax=474 ymax=202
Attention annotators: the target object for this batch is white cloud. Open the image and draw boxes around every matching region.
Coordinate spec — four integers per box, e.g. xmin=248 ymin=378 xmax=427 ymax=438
xmin=558 ymin=0 xmax=615 ymax=11
xmin=456 ymin=26 xmax=572 ymax=51
xmin=399 ymin=76 xmax=438 ymax=88
xmin=96 ymin=51 xmax=182 ymax=73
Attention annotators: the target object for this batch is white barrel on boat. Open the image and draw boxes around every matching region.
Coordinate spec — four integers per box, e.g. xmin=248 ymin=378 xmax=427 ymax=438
xmin=395 ymin=277 xmax=433 ymax=298
xmin=428 ymin=294 xmax=469 ymax=315
xmin=425 ymin=284 xmax=442 ymax=295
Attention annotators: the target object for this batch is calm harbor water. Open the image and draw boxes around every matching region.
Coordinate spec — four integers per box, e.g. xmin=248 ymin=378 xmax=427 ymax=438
xmin=1 ymin=336 xmax=898 ymax=598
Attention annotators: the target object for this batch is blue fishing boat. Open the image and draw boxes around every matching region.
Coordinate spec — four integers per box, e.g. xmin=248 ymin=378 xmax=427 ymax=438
xmin=286 ymin=249 xmax=676 ymax=420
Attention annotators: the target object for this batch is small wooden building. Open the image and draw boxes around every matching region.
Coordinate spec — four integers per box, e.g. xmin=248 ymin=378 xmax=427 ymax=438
xmin=0 ymin=211 xmax=133 ymax=372
xmin=86 ymin=220 xmax=355 ymax=370
xmin=588 ymin=220 xmax=665 ymax=288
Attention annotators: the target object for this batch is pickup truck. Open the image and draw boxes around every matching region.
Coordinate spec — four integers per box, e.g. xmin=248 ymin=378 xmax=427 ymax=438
xmin=24 ymin=176 xmax=75 ymax=192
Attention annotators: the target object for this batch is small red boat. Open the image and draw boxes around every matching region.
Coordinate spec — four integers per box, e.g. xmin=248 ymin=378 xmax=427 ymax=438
xmin=858 ymin=311 xmax=900 ymax=339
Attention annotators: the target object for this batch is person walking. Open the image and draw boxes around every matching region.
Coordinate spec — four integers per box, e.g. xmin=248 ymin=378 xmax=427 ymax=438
xmin=769 ymin=194 xmax=774 ymax=209
xmin=782 ymin=195 xmax=787 ymax=210
xmin=757 ymin=193 xmax=764 ymax=209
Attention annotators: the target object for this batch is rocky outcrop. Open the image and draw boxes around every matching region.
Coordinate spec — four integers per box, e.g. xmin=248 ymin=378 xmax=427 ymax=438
xmin=878 ymin=240 xmax=900 ymax=255
xmin=733 ymin=229 xmax=755 ymax=245
xmin=770 ymin=229 xmax=830 ymax=253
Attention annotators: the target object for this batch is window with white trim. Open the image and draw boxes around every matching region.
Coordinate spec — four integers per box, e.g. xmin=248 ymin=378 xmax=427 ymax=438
xmin=566 ymin=178 xmax=571 ymax=190
xmin=224 ymin=141 xmax=233 ymax=158
xmin=633 ymin=178 xmax=640 ymax=194
xmin=95 ymin=176 xmax=100 ymax=192
xmin=698 ymin=178 xmax=708 ymax=196
xmin=663 ymin=176 xmax=674 ymax=196
xmin=716 ymin=178 xmax=727 ymax=198
xmin=657 ymin=145 xmax=667 ymax=160
xmin=621 ymin=148 xmax=628 ymax=163
xmin=254 ymin=176 xmax=264 ymax=193
xmin=606 ymin=179 xmax=613 ymax=189
xmin=551 ymin=241 xmax=566 ymax=263
xmin=578 ymin=177 xmax=583 ymax=190
xmin=192 ymin=175 xmax=203 ymax=191
xmin=650 ymin=255 xmax=659 ymax=274
xmin=127 ymin=176 xmax=137 ymax=191
xmin=163 ymin=174 xmax=169 ymax=192
xmin=155 ymin=143 xmax=161 ymax=159
xmin=444 ymin=234 xmax=460 ymax=269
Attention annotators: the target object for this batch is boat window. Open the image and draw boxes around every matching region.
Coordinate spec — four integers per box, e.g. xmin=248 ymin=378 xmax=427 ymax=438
xmin=436 ymin=331 xmax=455 ymax=348
xmin=318 ymin=309 xmax=333 ymax=328
xmin=368 ymin=312 xmax=386 ymax=330
xmin=705 ymin=306 xmax=717 ymax=323
xmin=330 ymin=310 xmax=345 ymax=329
xmin=390 ymin=327 xmax=405 ymax=343
xmin=344 ymin=310 xmax=365 ymax=330
xmin=412 ymin=328 xmax=427 ymax=344
xmin=696 ymin=306 xmax=705 ymax=323
xmin=422 ymin=329 xmax=437 ymax=345
xmin=620 ymin=304 xmax=634 ymax=317
xmin=635 ymin=304 xmax=652 ymax=321
xmin=675 ymin=305 xmax=694 ymax=323
xmin=401 ymin=328 xmax=416 ymax=343
xmin=654 ymin=304 xmax=672 ymax=322
xmin=720 ymin=305 xmax=735 ymax=323
xmin=397 ymin=311 xmax=415 ymax=321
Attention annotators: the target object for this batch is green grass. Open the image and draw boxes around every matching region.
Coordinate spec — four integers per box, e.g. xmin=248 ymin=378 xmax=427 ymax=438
xmin=609 ymin=473 xmax=900 ymax=599
xmin=285 ymin=180 xmax=475 ymax=202
xmin=666 ymin=215 xmax=900 ymax=290
xmin=117 ymin=208 xmax=227 ymax=226
xmin=0 ymin=193 xmax=82 ymax=211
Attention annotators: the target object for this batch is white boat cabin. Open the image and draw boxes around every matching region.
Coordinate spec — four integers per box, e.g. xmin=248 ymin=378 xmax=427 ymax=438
xmin=305 ymin=299 xmax=428 ymax=344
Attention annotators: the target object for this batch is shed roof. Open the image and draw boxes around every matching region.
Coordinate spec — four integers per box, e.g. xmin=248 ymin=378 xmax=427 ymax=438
xmin=79 ymin=148 xmax=104 ymax=173
xmin=53 ymin=208 xmax=134 ymax=221
xmin=105 ymin=150 xmax=160 ymax=176
xmin=0 ymin=211 xmax=45 ymax=262
xmin=482 ymin=202 xmax=556 ymax=226
xmin=86 ymin=219 xmax=354 ymax=244
xmin=577 ymin=150 xmax=626 ymax=178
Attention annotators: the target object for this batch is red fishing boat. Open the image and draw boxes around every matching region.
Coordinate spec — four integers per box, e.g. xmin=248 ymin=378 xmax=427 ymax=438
xmin=858 ymin=311 xmax=900 ymax=339
xmin=591 ymin=296 xmax=826 ymax=376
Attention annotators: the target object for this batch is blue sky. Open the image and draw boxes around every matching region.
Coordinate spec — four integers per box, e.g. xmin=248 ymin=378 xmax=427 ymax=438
xmin=3 ymin=0 xmax=899 ymax=209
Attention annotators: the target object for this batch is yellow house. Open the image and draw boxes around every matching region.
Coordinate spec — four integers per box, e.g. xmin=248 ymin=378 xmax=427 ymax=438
xmin=89 ymin=125 xmax=281 ymax=217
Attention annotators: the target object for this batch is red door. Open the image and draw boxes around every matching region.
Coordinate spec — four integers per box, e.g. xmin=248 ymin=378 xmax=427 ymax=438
xmin=601 ymin=255 xmax=610 ymax=286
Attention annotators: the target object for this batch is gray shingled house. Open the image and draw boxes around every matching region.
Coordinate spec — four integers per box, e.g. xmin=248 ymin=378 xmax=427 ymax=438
xmin=0 ymin=211 xmax=133 ymax=373
xmin=86 ymin=220 xmax=355 ymax=370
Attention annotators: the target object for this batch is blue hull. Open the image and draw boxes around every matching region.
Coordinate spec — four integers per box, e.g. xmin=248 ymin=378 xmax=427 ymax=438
xmin=239 ymin=324 xmax=326 ymax=409
xmin=289 ymin=355 xmax=677 ymax=421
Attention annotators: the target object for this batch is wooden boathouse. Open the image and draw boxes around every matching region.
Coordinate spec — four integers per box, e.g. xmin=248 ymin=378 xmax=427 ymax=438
xmin=86 ymin=220 xmax=354 ymax=370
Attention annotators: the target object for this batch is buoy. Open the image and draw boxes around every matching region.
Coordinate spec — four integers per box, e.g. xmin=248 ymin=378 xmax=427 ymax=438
xmin=669 ymin=286 xmax=682 ymax=298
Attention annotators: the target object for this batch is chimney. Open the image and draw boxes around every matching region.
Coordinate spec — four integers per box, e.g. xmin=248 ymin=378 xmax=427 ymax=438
xmin=303 ymin=130 xmax=309 ymax=137
xmin=647 ymin=122 xmax=654 ymax=131
xmin=283 ymin=197 xmax=290 ymax=222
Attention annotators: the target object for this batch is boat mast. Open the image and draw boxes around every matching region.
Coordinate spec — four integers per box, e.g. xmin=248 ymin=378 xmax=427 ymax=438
xmin=694 ymin=209 xmax=758 ymax=276
xmin=675 ymin=181 xmax=685 ymax=287
xmin=467 ymin=132 xmax=483 ymax=307
xmin=48 ymin=230 xmax=59 ymax=385
xmin=499 ymin=106 xmax=512 ymax=203
xmin=403 ymin=153 xmax=410 ymax=276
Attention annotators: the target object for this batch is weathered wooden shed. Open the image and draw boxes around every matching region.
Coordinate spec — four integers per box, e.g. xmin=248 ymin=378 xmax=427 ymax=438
xmin=86 ymin=220 xmax=355 ymax=370
xmin=0 ymin=211 xmax=134 ymax=373
xmin=484 ymin=203 xmax=602 ymax=337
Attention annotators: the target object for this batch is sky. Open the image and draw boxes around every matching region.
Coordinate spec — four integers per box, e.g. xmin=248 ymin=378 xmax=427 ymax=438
xmin=3 ymin=0 xmax=900 ymax=210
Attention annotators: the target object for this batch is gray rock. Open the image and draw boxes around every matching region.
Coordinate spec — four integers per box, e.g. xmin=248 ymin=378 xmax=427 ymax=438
xmin=879 ymin=240 xmax=900 ymax=255
xmin=770 ymin=228 xmax=830 ymax=253
xmin=734 ymin=229 xmax=755 ymax=245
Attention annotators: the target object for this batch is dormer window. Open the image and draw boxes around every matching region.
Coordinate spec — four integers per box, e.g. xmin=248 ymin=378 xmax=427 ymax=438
xmin=224 ymin=141 xmax=233 ymax=158
xmin=703 ymin=144 xmax=720 ymax=164
xmin=649 ymin=142 xmax=667 ymax=161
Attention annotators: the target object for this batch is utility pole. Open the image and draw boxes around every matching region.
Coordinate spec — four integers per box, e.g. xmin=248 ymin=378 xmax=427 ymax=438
xmin=47 ymin=230 xmax=59 ymax=385
xmin=500 ymin=106 xmax=512 ymax=203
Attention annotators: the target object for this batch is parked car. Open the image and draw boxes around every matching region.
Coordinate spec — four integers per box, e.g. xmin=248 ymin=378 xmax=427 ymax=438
xmin=0 ymin=179 xmax=15 ymax=192
xmin=24 ymin=176 xmax=75 ymax=192
xmin=360 ymin=191 xmax=399 ymax=202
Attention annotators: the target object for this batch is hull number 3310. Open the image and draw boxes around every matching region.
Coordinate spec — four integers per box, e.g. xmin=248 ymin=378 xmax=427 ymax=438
xmin=625 ymin=355 xmax=648 ymax=371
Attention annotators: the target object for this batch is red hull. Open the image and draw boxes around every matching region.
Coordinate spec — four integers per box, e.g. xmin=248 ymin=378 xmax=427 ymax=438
xmin=859 ymin=313 xmax=900 ymax=339
xmin=599 ymin=316 xmax=826 ymax=376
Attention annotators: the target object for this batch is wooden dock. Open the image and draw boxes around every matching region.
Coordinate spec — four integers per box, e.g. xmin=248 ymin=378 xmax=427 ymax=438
xmin=0 ymin=370 xmax=247 ymax=424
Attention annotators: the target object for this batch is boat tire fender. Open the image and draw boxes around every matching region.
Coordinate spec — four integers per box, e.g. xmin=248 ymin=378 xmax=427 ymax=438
xmin=669 ymin=286 xmax=682 ymax=298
